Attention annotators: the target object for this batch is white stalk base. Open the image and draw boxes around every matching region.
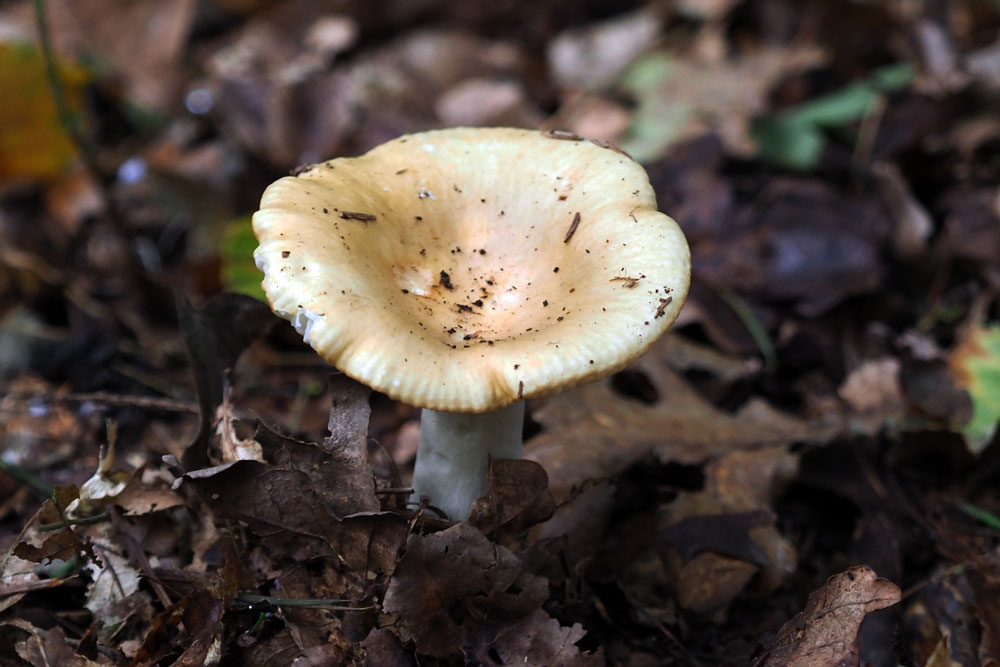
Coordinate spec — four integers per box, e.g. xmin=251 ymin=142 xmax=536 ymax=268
xmin=411 ymin=402 xmax=525 ymax=520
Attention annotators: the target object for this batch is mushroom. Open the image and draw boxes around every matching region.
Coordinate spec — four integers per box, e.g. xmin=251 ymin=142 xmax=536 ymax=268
xmin=252 ymin=127 xmax=690 ymax=520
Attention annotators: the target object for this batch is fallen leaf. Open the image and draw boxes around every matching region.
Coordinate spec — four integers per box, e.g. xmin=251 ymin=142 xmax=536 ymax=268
xmin=526 ymin=334 xmax=834 ymax=496
xmin=10 ymin=620 xmax=103 ymax=666
xmin=180 ymin=460 xmax=406 ymax=573
xmin=872 ymin=162 xmax=934 ymax=260
xmin=752 ymin=63 xmax=913 ymax=169
xmin=547 ymin=8 xmax=661 ymax=90
xmin=661 ymin=508 xmax=774 ymax=566
xmin=621 ymin=44 xmax=826 ymax=162
xmin=383 ymin=523 xmax=550 ymax=659
xmin=255 ymin=375 xmax=380 ymax=516
xmin=694 ymin=179 xmax=890 ymax=317
xmin=755 ymin=566 xmax=901 ymax=667
xmin=487 ymin=608 xmax=603 ymax=666
xmin=838 ymin=357 xmax=906 ymax=414
xmin=0 ymin=43 xmax=85 ymax=180
xmin=0 ymin=554 xmax=63 ymax=614
xmin=468 ymin=459 xmax=557 ymax=545
xmin=34 ymin=0 xmax=197 ymax=110
xmin=670 ymin=551 xmax=757 ymax=618
xmin=949 ymin=323 xmax=1000 ymax=453
xmin=84 ymin=523 xmax=142 ymax=616
xmin=131 ymin=590 xmax=225 ymax=666
xmin=362 ymin=628 xmax=414 ymax=667
xmin=943 ymin=186 xmax=1000 ymax=266
xmin=177 ymin=292 xmax=276 ymax=469
xmin=436 ymin=78 xmax=542 ymax=127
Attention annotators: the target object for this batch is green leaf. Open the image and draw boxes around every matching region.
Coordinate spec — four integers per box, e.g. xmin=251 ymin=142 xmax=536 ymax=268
xmin=950 ymin=324 xmax=1000 ymax=453
xmin=617 ymin=45 xmax=825 ymax=163
xmin=220 ymin=215 xmax=266 ymax=302
xmin=751 ymin=62 xmax=914 ymax=170
xmin=752 ymin=116 xmax=825 ymax=171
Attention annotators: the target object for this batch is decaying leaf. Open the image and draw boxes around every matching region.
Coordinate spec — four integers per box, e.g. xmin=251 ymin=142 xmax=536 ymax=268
xmin=252 ymin=377 xmax=380 ymax=517
xmin=9 ymin=619 xmax=103 ymax=667
xmin=755 ymin=566 xmax=901 ymax=667
xmin=179 ymin=459 xmax=405 ymax=573
xmin=487 ymin=608 xmax=604 ymax=666
xmin=383 ymin=523 xmax=555 ymax=659
xmin=130 ymin=590 xmax=225 ymax=666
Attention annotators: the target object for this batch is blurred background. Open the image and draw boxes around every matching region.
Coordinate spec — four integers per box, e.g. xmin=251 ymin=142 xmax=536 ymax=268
xmin=1 ymin=0 xmax=1000 ymax=665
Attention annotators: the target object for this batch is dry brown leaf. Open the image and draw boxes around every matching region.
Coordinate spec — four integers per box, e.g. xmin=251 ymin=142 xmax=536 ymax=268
xmin=755 ymin=566 xmax=901 ymax=667
xmin=9 ymin=619 xmax=103 ymax=666
xmin=837 ymin=357 xmax=905 ymax=418
xmin=671 ymin=551 xmax=757 ymax=618
xmin=488 ymin=608 xmax=603 ymax=666
xmin=526 ymin=335 xmax=832 ymax=495
xmin=27 ymin=0 xmax=196 ymax=110
xmin=468 ymin=459 xmax=557 ymax=545
xmin=547 ymin=8 xmax=662 ymax=90
xmin=383 ymin=523 xmax=551 ymax=659
xmin=436 ymin=77 xmax=542 ymax=127
xmin=180 ymin=460 xmax=406 ymax=573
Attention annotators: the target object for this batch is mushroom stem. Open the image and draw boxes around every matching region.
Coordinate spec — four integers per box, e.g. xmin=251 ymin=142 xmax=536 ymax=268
xmin=412 ymin=402 xmax=525 ymax=520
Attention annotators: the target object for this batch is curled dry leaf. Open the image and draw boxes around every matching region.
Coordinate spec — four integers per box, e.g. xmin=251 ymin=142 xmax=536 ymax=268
xmin=755 ymin=566 xmax=901 ymax=667
xmin=177 ymin=292 xmax=276 ymax=470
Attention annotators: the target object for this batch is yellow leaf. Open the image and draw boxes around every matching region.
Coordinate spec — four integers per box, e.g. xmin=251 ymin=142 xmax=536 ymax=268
xmin=0 ymin=43 xmax=87 ymax=181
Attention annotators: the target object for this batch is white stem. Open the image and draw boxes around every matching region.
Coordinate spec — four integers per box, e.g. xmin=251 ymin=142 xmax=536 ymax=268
xmin=412 ymin=402 xmax=525 ymax=520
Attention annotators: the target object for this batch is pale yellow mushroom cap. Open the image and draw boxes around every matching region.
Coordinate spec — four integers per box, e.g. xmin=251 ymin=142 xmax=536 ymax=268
xmin=252 ymin=127 xmax=690 ymax=412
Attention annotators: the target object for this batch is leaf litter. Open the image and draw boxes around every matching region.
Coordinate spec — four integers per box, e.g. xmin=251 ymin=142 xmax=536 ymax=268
xmin=1 ymin=0 xmax=1000 ymax=665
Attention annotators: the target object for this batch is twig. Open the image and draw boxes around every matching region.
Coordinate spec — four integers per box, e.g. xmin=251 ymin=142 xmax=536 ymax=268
xmin=31 ymin=0 xmax=78 ymax=146
xmin=716 ymin=287 xmax=777 ymax=373
xmin=233 ymin=592 xmax=372 ymax=611
xmin=39 ymin=513 xmax=110 ymax=532
xmin=60 ymin=391 xmax=198 ymax=414
xmin=0 ymin=460 xmax=54 ymax=498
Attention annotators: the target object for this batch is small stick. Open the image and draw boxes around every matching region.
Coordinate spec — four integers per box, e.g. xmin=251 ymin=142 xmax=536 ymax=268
xmin=564 ymin=212 xmax=581 ymax=243
xmin=340 ymin=211 xmax=376 ymax=222
xmin=545 ymin=129 xmax=584 ymax=141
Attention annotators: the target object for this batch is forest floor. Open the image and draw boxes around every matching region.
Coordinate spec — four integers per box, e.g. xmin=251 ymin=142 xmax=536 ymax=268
xmin=1 ymin=1 xmax=1000 ymax=665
